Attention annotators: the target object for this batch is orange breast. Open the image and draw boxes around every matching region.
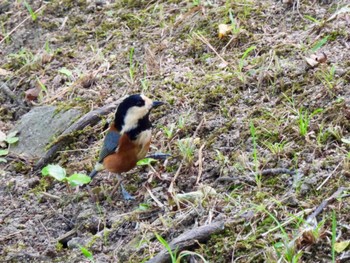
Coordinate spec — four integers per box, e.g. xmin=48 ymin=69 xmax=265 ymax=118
xmin=102 ymin=132 xmax=151 ymax=174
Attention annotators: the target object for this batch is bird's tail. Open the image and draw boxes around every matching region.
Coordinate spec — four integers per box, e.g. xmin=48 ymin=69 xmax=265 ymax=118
xmin=89 ymin=162 xmax=104 ymax=179
xmin=89 ymin=169 xmax=99 ymax=179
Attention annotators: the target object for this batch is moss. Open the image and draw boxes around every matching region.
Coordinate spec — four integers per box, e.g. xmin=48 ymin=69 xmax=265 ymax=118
xmin=12 ymin=161 xmax=30 ymax=173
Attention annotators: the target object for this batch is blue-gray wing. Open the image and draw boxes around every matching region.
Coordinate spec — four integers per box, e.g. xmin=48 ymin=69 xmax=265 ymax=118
xmin=98 ymin=130 xmax=121 ymax=162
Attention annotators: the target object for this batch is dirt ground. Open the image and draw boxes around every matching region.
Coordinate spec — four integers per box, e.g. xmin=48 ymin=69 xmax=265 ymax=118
xmin=1 ymin=0 xmax=350 ymax=262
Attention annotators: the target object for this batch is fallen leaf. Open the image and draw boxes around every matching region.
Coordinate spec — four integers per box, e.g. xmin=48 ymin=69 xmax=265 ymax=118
xmin=25 ymin=86 xmax=41 ymax=101
xmin=305 ymin=56 xmax=319 ymax=67
xmin=218 ymin=24 xmax=231 ymax=39
xmin=0 ymin=68 xmax=12 ymax=76
xmin=0 ymin=130 xmax=6 ymax=143
xmin=334 ymin=240 xmax=350 ymax=253
xmin=310 ymin=52 xmax=327 ymax=63
xmin=41 ymin=53 xmax=53 ymax=64
xmin=176 ymin=185 xmax=217 ymax=203
xmin=341 ymin=138 xmax=350 ymax=144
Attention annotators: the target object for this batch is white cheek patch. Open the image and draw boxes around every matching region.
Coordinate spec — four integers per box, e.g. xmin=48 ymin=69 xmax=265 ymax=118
xmin=141 ymin=95 xmax=153 ymax=109
xmin=121 ymin=106 xmax=148 ymax=133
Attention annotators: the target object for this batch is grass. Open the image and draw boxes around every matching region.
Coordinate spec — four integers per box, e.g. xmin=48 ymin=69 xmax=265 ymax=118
xmin=298 ymin=108 xmax=323 ymax=137
xmin=23 ymin=1 xmax=38 ymax=21
xmin=249 ymin=121 xmax=260 ymax=185
xmin=177 ymin=138 xmax=196 ymax=165
xmin=129 ymin=47 xmax=136 ymax=84
xmin=235 ymin=45 xmax=256 ymax=82
xmin=1 ymin=0 xmax=349 ymax=262
xmin=331 ymin=210 xmax=337 ymax=263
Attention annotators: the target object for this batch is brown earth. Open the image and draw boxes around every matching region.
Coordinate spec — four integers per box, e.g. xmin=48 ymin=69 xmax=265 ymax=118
xmin=1 ymin=0 xmax=350 ymax=262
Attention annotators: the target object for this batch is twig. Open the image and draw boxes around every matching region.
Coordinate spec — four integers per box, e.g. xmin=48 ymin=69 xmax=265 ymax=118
xmin=0 ymin=81 xmax=26 ymax=107
xmin=41 ymin=192 xmax=60 ymax=200
xmin=146 ymin=221 xmax=225 ymax=263
xmin=34 ymin=98 xmax=124 ymax=170
xmin=0 ymin=231 xmax=25 ymax=242
xmin=192 ymin=117 xmax=205 ymax=139
xmin=168 ymin=161 xmax=183 ymax=194
xmin=306 ymin=187 xmax=346 ymax=223
xmin=195 ymin=144 xmax=205 ymax=184
xmin=194 ymin=32 xmax=228 ymax=65
xmin=146 ymin=186 xmax=164 ymax=208
xmin=261 ymin=209 xmax=313 ymax=237
xmin=56 ymin=229 xmax=77 ymax=244
xmin=316 ymin=162 xmax=342 ymax=190
xmin=0 ymin=4 xmax=47 ymax=45
xmin=215 ymin=168 xmax=298 ymax=185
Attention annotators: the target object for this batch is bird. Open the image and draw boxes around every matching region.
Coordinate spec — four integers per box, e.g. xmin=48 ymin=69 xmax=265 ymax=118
xmin=89 ymin=94 xmax=165 ymax=200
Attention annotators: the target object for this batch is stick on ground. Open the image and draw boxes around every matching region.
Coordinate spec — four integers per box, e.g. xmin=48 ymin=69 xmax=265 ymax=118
xmin=146 ymin=220 xmax=225 ymax=263
xmin=34 ymin=98 xmax=124 ymax=170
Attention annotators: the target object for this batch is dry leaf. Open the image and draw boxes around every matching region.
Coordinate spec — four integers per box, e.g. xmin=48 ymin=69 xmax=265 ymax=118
xmin=41 ymin=53 xmax=53 ymax=64
xmin=0 ymin=68 xmax=12 ymax=76
xmin=218 ymin=24 xmax=232 ymax=39
xmin=0 ymin=130 xmax=6 ymax=143
xmin=310 ymin=52 xmax=327 ymax=63
xmin=25 ymin=86 xmax=41 ymax=101
xmin=334 ymin=241 xmax=350 ymax=253
xmin=79 ymin=73 xmax=95 ymax=88
xmin=305 ymin=56 xmax=319 ymax=67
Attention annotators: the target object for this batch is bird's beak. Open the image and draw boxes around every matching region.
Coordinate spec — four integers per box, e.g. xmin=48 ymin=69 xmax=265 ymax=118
xmin=152 ymin=101 xmax=165 ymax=108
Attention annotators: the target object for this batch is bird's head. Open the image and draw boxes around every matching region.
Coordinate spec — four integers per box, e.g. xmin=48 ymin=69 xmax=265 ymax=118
xmin=114 ymin=94 xmax=164 ymax=133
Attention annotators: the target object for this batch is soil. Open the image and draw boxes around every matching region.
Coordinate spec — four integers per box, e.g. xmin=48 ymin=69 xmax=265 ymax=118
xmin=1 ymin=0 xmax=350 ymax=262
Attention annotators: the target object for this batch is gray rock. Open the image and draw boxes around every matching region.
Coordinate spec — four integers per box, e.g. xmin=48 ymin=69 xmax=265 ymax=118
xmin=10 ymin=106 xmax=82 ymax=158
xmin=67 ymin=237 xmax=87 ymax=249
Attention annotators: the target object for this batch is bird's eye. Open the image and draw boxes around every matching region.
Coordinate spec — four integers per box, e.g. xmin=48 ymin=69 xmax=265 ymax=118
xmin=136 ymin=100 xmax=144 ymax=107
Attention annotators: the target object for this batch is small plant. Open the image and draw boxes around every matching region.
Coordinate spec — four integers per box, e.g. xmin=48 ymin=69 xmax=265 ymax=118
xmin=311 ymin=36 xmax=328 ymax=52
xmin=249 ymin=121 xmax=260 ymax=186
xmin=177 ymin=251 xmax=208 ymax=262
xmin=137 ymin=157 xmax=158 ymax=174
xmin=298 ymin=108 xmax=323 ymax=137
xmin=1 ymin=22 xmax=10 ymax=45
xmin=192 ymin=0 xmax=201 ymax=6
xmin=0 ymin=131 xmax=19 ymax=163
xmin=331 ymin=210 xmax=337 ymax=263
xmin=262 ymin=139 xmax=289 ymax=155
xmin=259 ymin=206 xmax=303 ymax=262
xmin=8 ymin=48 xmax=35 ymax=68
xmin=41 ymin=164 xmax=91 ymax=188
xmin=58 ymin=67 xmax=73 ymax=78
xmin=129 ymin=47 xmax=136 ymax=83
xmin=229 ymin=9 xmax=240 ymax=35
xmin=36 ymin=77 xmax=48 ymax=101
xmin=316 ymin=65 xmax=337 ymax=92
xmin=155 ymin=233 xmax=177 ymax=263
xmin=177 ymin=138 xmax=196 ymax=165
xmin=304 ymin=15 xmax=320 ymax=24
xmin=316 ymin=124 xmax=330 ymax=146
xmin=215 ymin=150 xmax=230 ymax=175
xmin=140 ymin=78 xmax=148 ymax=93
xmin=23 ymin=1 xmax=38 ymax=21
xmin=177 ymin=115 xmax=186 ymax=130
xmin=78 ymin=245 xmax=94 ymax=263
xmin=235 ymin=45 xmax=256 ymax=82
xmin=161 ymin=124 xmax=175 ymax=139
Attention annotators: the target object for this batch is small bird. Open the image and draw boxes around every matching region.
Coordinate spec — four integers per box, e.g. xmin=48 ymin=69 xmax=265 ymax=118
xmin=89 ymin=94 xmax=165 ymax=200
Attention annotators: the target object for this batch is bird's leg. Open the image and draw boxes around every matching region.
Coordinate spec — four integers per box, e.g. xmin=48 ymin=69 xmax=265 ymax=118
xmin=146 ymin=153 xmax=171 ymax=160
xmin=110 ymin=174 xmax=135 ymax=200
xmin=120 ymin=183 xmax=135 ymax=200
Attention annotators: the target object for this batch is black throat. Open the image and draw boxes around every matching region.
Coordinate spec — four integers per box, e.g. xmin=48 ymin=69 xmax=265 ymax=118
xmin=114 ymin=113 xmax=152 ymax=140
xmin=126 ymin=113 xmax=152 ymax=140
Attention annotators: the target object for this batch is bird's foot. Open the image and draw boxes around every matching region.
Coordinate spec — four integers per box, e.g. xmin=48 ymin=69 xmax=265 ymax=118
xmin=120 ymin=183 xmax=136 ymax=201
xmin=146 ymin=153 xmax=171 ymax=160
